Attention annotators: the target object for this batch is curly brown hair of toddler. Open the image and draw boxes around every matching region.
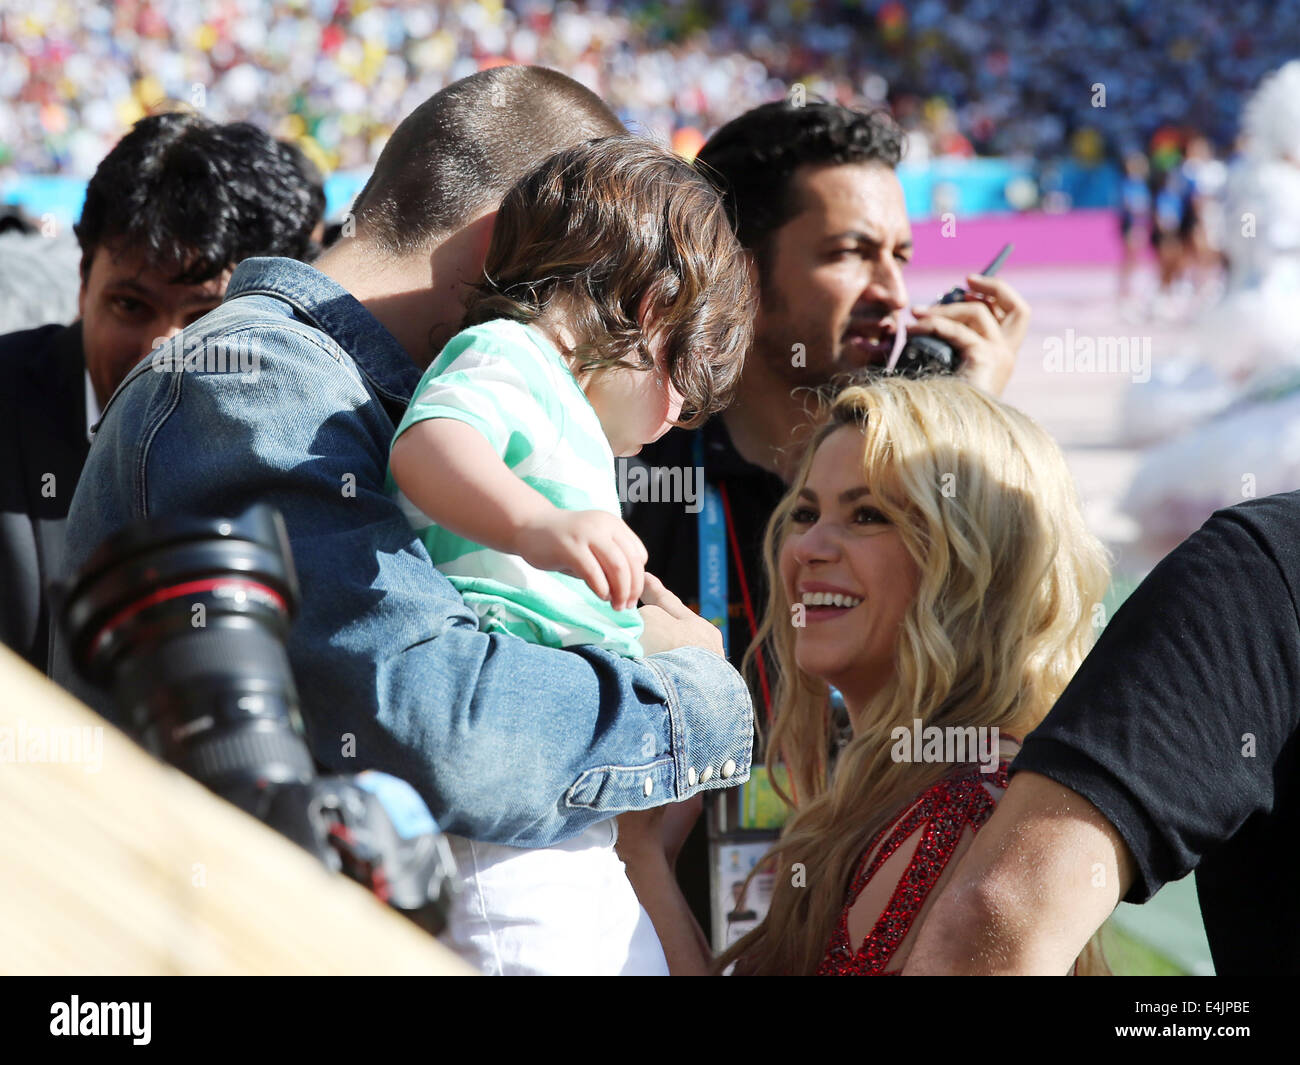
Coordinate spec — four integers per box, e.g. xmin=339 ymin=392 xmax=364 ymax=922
xmin=462 ymin=135 xmax=757 ymax=425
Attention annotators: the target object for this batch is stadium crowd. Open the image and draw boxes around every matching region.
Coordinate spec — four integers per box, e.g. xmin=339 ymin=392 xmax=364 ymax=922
xmin=3 ymin=0 xmax=1298 ymax=184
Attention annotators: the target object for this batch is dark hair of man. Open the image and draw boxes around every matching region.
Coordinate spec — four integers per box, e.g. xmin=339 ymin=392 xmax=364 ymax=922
xmin=696 ymin=100 xmax=905 ymax=288
xmin=462 ymin=136 xmax=756 ymax=426
xmin=74 ymin=110 xmax=326 ymax=284
xmin=275 ymin=138 xmax=328 ymax=260
xmin=350 ymin=65 xmax=626 ymax=254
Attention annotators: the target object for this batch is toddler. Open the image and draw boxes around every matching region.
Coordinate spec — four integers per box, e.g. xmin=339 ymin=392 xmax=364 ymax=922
xmin=388 ymin=135 xmax=755 ymax=974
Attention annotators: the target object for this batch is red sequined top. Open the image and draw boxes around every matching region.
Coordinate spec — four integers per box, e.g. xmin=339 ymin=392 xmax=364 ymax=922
xmin=817 ymin=759 xmax=1011 ymax=975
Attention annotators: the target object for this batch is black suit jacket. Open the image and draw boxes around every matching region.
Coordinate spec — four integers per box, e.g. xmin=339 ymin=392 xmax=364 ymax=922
xmin=0 ymin=322 xmax=90 ymax=672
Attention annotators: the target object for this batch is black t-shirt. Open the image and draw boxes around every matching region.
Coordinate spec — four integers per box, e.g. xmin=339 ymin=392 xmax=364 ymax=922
xmin=1015 ymin=492 xmax=1300 ymax=976
xmin=0 ymin=322 xmax=89 ymax=672
xmin=621 ymin=416 xmax=788 ymax=697
xmin=622 ymin=417 xmax=789 ymax=932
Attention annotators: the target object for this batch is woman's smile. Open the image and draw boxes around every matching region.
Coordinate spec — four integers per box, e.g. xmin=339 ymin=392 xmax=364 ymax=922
xmin=780 ymin=425 xmax=920 ymax=710
xmin=798 ymin=583 xmax=866 ymax=622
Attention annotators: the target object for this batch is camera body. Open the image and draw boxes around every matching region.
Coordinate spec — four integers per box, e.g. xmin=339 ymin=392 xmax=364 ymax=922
xmin=60 ymin=504 xmax=456 ymax=935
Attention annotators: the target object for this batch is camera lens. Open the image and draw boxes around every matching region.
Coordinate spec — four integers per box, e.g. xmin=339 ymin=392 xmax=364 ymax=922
xmin=62 ymin=505 xmax=314 ymax=811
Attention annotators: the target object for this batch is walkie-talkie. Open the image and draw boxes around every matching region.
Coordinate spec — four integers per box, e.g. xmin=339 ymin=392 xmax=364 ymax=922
xmin=888 ymin=243 xmax=1014 ymax=377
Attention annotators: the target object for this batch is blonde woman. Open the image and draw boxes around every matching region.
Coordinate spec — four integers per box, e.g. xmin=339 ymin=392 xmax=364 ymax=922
xmin=706 ymin=375 xmax=1112 ymax=975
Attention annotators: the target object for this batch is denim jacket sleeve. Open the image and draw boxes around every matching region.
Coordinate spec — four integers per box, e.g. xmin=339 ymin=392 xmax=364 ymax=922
xmin=55 ymin=302 xmax=753 ymax=848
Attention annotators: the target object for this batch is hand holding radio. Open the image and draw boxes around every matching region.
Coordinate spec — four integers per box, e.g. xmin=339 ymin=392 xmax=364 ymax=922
xmin=888 ymin=244 xmax=1029 ymax=396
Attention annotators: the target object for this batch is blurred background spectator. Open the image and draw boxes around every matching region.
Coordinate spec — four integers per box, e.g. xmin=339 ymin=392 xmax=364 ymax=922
xmin=0 ymin=109 xmax=325 ymax=679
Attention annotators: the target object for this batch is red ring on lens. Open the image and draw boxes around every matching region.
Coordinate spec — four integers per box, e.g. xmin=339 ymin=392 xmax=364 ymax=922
xmin=88 ymin=578 xmax=288 ymax=660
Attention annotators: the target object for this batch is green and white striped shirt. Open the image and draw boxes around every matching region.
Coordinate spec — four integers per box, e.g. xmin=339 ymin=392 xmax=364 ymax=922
xmin=390 ymin=318 xmax=644 ymax=657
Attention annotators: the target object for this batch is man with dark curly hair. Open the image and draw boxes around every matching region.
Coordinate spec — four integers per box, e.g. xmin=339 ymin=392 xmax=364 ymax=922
xmin=0 ymin=111 xmax=325 ymax=672
xmin=631 ymin=100 xmax=1031 ymax=623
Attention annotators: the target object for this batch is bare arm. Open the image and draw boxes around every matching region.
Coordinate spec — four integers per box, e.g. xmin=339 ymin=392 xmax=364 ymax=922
xmin=391 ymin=418 xmax=647 ymax=609
xmin=390 ymin=418 xmax=552 ymax=555
xmin=903 ymin=772 xmax=1136 ymax=974
xmin=616 ymin=576 xmax=730 ymax=975
xmin=616 ymin=804 xmax=713 ymax=976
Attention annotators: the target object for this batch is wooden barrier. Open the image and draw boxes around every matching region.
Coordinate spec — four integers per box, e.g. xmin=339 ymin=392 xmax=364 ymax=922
xmin=0 ymin=645 xmax=474 ymax=975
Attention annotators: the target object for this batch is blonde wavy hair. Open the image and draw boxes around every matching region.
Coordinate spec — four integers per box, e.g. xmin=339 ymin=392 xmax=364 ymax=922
xmin=719 ymin=375 xmax=1111 ymax=975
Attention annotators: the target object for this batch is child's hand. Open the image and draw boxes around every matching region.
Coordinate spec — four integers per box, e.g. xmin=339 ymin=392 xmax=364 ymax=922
xmin=516 ymin=510 xmax=648 ymax=611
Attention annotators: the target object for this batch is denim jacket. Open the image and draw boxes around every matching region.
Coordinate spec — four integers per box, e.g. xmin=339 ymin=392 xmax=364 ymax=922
xmin=55 ymin=257 xmax=753 ymax=847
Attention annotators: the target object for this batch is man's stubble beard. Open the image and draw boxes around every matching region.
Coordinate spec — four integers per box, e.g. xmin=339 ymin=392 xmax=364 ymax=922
xmin=751 ymin=282 xmax=839 ymax=392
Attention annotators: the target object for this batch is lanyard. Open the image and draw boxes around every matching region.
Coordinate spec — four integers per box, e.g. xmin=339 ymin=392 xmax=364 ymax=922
xmin=693 ymin=433 xmax=729 ymax=658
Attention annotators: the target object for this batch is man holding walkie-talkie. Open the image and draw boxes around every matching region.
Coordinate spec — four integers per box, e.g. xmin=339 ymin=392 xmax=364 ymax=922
xmin=619 ymin=98 xmax=1032 ymax=945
